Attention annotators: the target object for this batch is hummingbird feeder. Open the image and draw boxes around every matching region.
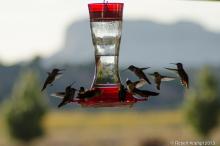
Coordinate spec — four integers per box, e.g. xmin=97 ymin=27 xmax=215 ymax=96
xmin=69 ymin=2 xmax=147 ymax=107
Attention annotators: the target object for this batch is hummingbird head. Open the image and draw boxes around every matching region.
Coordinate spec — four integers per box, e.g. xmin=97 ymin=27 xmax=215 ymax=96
xmin=53 ymin=68 xmax=65 ymax=73
xmin=126 ymin=79 xmax=132 ymax=85
xmin=154 ymin=72 xmax=160 ymax=76
xmin=170 ymin=63 xmax=183 ymax=68
xmin=79 ymin=87 xmax=85 ymax=92
xmin=176 ymin=63 xmax=183 ymax=68
xmin=52 ymin=68 xmax=60 ymax=73
xmin=120 ymin=84 xmax=125 ymax=89
xmin=128 ymin=65 xmax=135 ymax=71
xmin=170 ymin=62 xmax=182 ymax=66
xmin=66 ymin=85 xmax=72 ymax=91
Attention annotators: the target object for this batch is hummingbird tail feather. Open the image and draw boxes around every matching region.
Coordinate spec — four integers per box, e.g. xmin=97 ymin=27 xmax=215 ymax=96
xmin=58 ymin=101 xmax=66 ymax=108
xmin=152 ymin=92 xmax=159 ymax=96
xmin=140 ymin=67 xmax=150 ymax=70
xmin=41 ymin=84 xmax=47 ymax=91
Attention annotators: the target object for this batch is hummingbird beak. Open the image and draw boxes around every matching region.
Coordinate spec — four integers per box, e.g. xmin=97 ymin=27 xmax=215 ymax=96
xmin=58 ymin=69 xmax=65 ymax=72
xmin=144 ymin=67 xmax=151 ymax=70
xmin=170 ymin=63 xmax=177 ymax=65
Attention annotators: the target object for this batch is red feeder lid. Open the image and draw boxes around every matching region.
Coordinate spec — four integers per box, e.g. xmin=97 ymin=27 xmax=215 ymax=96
xmin=88 ymin=3 xmax=124 ymax=21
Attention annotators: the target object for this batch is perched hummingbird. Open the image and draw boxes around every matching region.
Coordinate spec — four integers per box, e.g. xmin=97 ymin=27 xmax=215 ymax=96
xmin=148 ymin=72 xmax=175 ymax=90
xmin=165 ymin=63 xmax=189 ymax=88
xmin=78 ymin=87 xmax=85 ymax=94
xmin=77 ymin=88 xmax=102 ymax=99
xmin=41 ymin=68 xmax=65 ymax=91
xmin=125 ymin=65 xmax=151 ymax=84
xmin=126 ymin=79 xmax=159 ymax=98
xmin=118 ymin=84 xmax=127 ymax=102
xmin=51 ymin=83 xmax=77 ymax=108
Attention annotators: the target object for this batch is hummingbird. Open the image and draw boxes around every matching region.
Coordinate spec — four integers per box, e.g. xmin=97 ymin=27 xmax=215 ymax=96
xmin=41 ymin=68 xmax=65 ymax=91
xmin=125 ymin=79 xmax=147 ymax=93
xmin=78 ymin=87 xmax=86 ymax=94
xmin=77 ymin=88 xmax=102 ymax=99
xmin=126 ymin=79 xmax=159 ymax=98
xmin=165 ymin=63 xmax=189 ymax=88
xmin=118 ymin=84 xmax=127 ymax=102
xmin=124 ymin=65 xmax=151 ymax=84
xmin=148 ymin=72 xmax=175 ymax=90
xmin=51 ymin=83 xmax=77 ymax=108
xmin=77 ymin=86 xmax=86 ymax=98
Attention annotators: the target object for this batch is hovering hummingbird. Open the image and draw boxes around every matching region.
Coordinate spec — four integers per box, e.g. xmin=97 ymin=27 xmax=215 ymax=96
xmin=77 ymin=87 xmax=102 ymax=99
xmin=124 ymin=65 xmax=151 ymax=84
xmin=125 ymin=79 xmax=147 ymax=94
xmin=148 ymin=72 xmax=175 ymax=90
xmin=165 ymin=63 xmax=189 ymax=88
xmin=51 ymin=83 xmax=77 ymax=108
xmin=126 ymin=79 xmax=159 ymax=98
xmin=118 ymin=84 xmax=127 ymax=102
xmin=41 ymin=68 xmax=65 ymax=91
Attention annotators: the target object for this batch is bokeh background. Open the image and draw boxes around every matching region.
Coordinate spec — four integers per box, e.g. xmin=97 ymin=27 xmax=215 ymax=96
xmin=0 ymin=0 xmax=220 ymax=146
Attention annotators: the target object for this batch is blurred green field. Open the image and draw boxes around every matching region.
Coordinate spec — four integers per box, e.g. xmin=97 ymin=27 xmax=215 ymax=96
xmin=0 ymin=110 xmax=219 ymax=146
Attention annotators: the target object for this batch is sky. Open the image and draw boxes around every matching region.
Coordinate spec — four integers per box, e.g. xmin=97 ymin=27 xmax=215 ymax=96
xmin=0 ymin=0 xmax=220 ymax=64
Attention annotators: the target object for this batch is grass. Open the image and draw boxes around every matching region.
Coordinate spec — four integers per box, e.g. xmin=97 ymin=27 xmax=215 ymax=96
xmin=0 ymin=110 xmax=219 ymax=146
xmin=43 ymin=110 xmax=183 ymax=130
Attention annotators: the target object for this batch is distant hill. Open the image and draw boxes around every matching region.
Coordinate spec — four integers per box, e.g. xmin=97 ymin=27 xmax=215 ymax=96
xmin=44 ymin=19 xmax=220 ymax=67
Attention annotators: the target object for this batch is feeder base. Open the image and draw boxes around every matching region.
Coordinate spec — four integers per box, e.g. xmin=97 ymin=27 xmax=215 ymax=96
xmin=70 ymin=84 xmax=148 ymax=108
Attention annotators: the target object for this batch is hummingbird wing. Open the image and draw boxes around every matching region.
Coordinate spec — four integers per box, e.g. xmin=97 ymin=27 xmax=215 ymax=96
xmin=134 ymin=79 xmax=147 ymax=88
xmin=161 ymin=76 xmax=176 ymax=82
xmin=134 ymin=88 xmax=159 ymax=97
xmin=135 ymin=70 xmax=151 ymax=84
xmin=51 ymin=92 xmax=66 ymax=99
xmin=70 ymin=88 xmax=77 ymax=98
xmin=140 ymin=67 xmax=149 ymax=71
xmin=164 ymin=68 xmax=178 ymax=72
xmin=57 ymin=100 xmax=68 ymax=108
